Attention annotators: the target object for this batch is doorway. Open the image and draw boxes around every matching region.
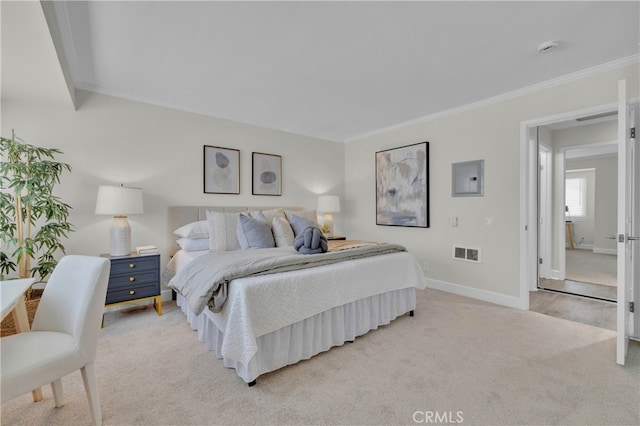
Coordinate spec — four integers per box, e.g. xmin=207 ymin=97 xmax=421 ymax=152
xmin=521 ymin=87 xmax=639 ymax=364
xmin=536 ymin=120 xmax=619 ymax=303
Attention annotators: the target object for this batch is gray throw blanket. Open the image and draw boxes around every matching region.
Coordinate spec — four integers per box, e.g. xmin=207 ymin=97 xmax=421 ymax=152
xmin=293 ymin=226 xmax=328 ymax=254
xmin=167 ymin=242 xmax=406 ymax=315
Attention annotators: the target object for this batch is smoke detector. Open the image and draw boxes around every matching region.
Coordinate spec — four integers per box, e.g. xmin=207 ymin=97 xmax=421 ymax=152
xmin=537 ymin=40 xmax=558 ymax=54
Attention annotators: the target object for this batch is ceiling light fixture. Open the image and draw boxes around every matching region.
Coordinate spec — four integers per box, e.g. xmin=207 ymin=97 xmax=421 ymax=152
xmin=537 ymin=40 xmax=558 ymax=54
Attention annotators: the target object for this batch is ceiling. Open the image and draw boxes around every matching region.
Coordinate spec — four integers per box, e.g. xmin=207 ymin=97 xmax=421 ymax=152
xmin=44 ymin=1 xmax=640 ymax=142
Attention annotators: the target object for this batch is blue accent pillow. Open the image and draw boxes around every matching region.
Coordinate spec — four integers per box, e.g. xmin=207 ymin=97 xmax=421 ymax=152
xmin=236 ymin=212 xmax=275 ymax=249
xmin=290 ymin=214 xmax=316 ymax=237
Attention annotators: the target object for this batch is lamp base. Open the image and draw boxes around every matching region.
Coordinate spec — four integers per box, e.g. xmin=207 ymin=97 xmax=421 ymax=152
xmin=110 ymin=216 xmax=131 ymax=257
xmin=323 ymin=213 xmax=334 ymax=237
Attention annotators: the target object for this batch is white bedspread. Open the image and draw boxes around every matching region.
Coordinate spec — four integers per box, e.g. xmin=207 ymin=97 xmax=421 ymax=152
xmin=168 ymin=242 xmax=409 ymax=315
xmin=168 ymin=250 xmax=426 ymax=366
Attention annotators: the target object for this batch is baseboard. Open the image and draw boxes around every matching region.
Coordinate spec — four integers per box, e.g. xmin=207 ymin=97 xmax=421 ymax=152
xmin=593 ymin=247 xmax=617 ymax=255
xmin=574 ymin=243 xmax=593 ymax=250
xmin=549 ymin=269 xmax=563 ymax=280
xmin=425 ymin=278 xmax=527 ymax=310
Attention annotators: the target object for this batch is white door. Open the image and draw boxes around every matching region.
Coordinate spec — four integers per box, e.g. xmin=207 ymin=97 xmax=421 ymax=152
xmin=617 ymin=79 xmax=637 ymax=365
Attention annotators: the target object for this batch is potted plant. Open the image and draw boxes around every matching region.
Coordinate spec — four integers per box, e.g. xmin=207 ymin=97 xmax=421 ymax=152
xmin=0 ymin=130 xmax=73 ymax=283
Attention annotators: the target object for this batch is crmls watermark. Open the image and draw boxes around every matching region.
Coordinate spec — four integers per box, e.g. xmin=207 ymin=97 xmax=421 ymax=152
xmin=412 ymin=410 xmax=464 ymax=424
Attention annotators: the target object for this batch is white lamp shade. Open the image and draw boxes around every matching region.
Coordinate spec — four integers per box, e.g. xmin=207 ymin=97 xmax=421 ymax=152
xmin=95 ymin=185 xmax=144 ymax=216
xmin=317 ymin=195 xmax=341 ymax=213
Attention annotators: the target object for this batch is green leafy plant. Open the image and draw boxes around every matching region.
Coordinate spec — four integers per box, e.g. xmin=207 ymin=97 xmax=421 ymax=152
xmin=0 ymin=130 xmax=73 ymax=281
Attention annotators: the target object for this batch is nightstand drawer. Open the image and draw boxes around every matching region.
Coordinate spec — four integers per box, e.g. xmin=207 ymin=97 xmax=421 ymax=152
xmin=109 ymin=255 xmax=158 ymax=275
xmin=101 ymin=252 xmax=162 ymax=320
xmin=106 ymin=284 xmax=159 ymax=305
xmin=107 ymin=270 xmax=159 ymax=289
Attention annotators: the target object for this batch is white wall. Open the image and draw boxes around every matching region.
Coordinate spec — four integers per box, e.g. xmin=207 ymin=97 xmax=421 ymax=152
xmin=1 ymin=2 xmax=345 ymax=286
xmin=554 ymin=121 xmax=618 ymax=256
xmin=345 ymin=64 xmax=638 ymax=306
xmin=564 ymin=168 xmax=596 ymax=247
xmin=566 ymin=156 xmax=617 ymax=252
xmin=2 ymin=90 xmax=345 ymax=277
xmin=3 ymin=1 xmax=639 ymax=309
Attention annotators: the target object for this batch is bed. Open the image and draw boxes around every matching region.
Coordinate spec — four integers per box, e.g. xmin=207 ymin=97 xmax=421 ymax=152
xmin=163 ymin=206 xmax=427 ymax=386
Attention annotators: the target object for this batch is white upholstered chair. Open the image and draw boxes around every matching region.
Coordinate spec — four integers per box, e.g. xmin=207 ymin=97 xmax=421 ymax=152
xmin=1 ymin=255 xmax=110 ymax=425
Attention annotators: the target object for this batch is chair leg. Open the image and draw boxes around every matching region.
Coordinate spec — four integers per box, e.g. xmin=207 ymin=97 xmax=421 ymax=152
xmin=80 ymin=363 xmax=102 ymax=425
xmin=51 ymin=378 xmax=64 ymax=407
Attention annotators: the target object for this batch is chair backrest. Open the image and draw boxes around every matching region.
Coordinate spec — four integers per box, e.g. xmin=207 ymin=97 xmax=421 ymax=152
xmin=32 ymin=255 xmax=110 ymax=362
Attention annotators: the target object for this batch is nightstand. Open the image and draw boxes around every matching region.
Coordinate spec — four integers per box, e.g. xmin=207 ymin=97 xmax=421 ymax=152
xmin=327 ymin=235 xmax=346 ymax=240
xmin=101 ymin=252 xmax=162 ymax=318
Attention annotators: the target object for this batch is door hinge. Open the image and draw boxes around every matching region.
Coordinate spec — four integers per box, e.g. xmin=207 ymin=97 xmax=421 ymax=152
xmin=539 ymin=258 xmax=543 ymax=265
xmin=631 ymin=127 xmax=635 ymax=139
xmin=630 ymin=302 xmax=635 ymax=313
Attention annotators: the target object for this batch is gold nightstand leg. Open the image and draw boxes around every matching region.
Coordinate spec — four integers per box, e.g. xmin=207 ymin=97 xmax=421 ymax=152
xmin=153 ymin=296 xmax=162 ymax=316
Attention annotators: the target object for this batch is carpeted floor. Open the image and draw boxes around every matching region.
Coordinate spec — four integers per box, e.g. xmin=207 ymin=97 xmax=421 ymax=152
xmin=565 ymin=249 xmax=616 ymax=287
xmin=2 ymin=289 xmax=638 ymax=426
xmin=529 ymin=289 xmax=616 ymax=330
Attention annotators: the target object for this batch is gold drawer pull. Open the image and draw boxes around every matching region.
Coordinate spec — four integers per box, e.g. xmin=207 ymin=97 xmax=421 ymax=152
xmin=129 ymin=263 xmax=135 ymax=269
xmin=129 ymin=290 xmax=135 ymax=295
xmin=129 ymin=277 xmax=135 ymax=282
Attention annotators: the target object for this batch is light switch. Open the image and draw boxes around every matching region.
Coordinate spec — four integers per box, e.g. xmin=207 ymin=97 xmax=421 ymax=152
xmin=450 ymin=217 xmax=459 ymax=227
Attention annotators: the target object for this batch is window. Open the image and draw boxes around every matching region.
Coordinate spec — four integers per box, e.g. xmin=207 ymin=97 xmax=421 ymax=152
xmin=565 ymin=174 xmax=587 ymax=219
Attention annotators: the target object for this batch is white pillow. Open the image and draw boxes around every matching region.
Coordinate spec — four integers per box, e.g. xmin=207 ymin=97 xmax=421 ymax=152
xmin=272 ymin=216 xmax=294 ymax=247
xmin=249 ymin=208 xmax=285 ymax=225
xmin=174 ymin=220 xmax=208 ymax=239
xmin=176 ymin=237 xmax=209 ymax=252
xmin=206 ymin=210 xmax=241 ymax=251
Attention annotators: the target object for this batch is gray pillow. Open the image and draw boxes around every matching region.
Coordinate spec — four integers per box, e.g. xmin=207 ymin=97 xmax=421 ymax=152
xmin=290 ymin=214 xmax=316 ymax=237
xmin=236 ymin=212 xmax=275 ymax=249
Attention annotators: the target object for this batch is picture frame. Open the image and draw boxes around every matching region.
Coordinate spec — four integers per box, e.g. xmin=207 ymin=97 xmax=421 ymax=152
xmin=203 ymin=145 xmax=240 ymax=194
xmin=452 ymin=159 xmax=484 ymax=197
xmin=252 ymin=152 xmax=282 ymax=196
xmin=375 ymin=141 xmax=429 ymax=228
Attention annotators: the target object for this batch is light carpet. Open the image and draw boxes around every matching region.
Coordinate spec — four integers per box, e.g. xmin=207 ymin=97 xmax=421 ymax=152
xmin=1 ymin=289 xmax=638 ymax=425
xmin=565 ymin=249 xmax=616 ymax=287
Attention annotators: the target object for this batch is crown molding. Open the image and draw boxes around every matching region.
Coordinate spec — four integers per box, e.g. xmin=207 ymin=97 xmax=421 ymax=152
xmin=345 ymin=54 xmax=640 ymax=143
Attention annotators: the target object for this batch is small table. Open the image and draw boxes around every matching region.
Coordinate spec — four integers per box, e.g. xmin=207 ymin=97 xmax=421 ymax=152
xmin=1 ymin=278 xmax=43 ymax=402
xmin=101 ymin=253 xmax=162 ymax=323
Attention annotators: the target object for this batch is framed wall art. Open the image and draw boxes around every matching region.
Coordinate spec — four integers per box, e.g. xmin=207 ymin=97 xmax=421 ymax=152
xmin=203 ymin=145 xmax=240 ymax=194
xmin=252 ymin=152 xmax=282 ymax=196
xmin=375 ymin=141 xmax=429 ymax=227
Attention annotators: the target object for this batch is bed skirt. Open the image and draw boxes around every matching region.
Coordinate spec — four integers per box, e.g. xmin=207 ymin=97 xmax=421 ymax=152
xmin=176 ymin=287 xmax=416 ymax=383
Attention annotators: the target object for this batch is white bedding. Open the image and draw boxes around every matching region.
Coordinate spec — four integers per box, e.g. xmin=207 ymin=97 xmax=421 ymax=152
xmin=166 ymin=247 xmax=427 ymax=383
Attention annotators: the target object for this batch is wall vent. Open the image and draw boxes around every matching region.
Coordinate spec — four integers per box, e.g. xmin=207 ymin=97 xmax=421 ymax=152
xmin=452 ymin=245 xmax=482 ymax=263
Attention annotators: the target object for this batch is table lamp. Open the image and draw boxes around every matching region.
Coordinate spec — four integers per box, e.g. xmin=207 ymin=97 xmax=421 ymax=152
xmin=317 ymin=195 xmax=340 ymax=236
xmin=95 ymin=185 xmax=143 ymax=256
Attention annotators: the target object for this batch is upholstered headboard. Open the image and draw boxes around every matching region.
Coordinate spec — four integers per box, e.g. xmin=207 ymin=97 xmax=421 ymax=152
xmin=167 ymin=206 xmax=303 ymax=257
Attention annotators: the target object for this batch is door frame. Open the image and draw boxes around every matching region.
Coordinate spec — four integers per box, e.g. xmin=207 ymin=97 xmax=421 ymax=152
xmin=538 ymin=142 xmax=553 ymax=282
xmin=519 ymin=102 xmax=618 ymax=309
xmin=520 ymin=98 xmax=639 ymax=344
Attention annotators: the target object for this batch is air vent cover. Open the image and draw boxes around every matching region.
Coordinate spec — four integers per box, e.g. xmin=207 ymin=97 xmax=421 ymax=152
xmin=452 ymin=245 xmax=482 ymax=263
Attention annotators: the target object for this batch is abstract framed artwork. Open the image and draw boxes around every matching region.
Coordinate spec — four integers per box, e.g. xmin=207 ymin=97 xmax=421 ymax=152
xmin=375 ymin=141 xmax=429 ymax=227
xmin=203 ymin=145 xmax=240 ymax=194
xmin=252 ymin=152 xmax=282 ymax=196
